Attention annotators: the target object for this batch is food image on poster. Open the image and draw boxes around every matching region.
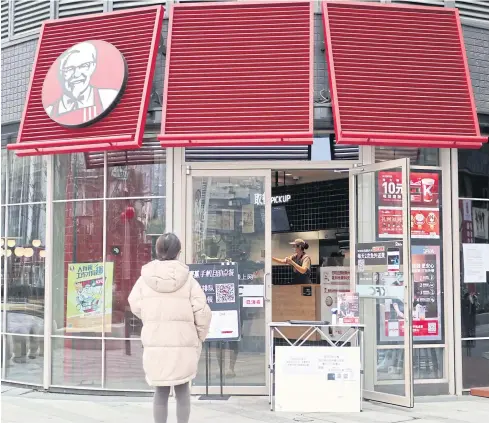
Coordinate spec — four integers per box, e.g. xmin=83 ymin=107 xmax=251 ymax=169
xmin=66 ymin=262 xmax=114 ymax=333
xmin=378 ymin=207 xmax=440 ymax=239
xmin=337 ymin=292 xmax=360 ymax=324
xmin=378 ymin=171 xmax=440 ymax=208
xmin=379 ymin=245 xmax=442 ymax=343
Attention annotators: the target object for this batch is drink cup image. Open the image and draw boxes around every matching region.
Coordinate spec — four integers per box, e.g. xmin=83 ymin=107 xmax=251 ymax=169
xmin=421 ymin=178 xmax=435 ymax=203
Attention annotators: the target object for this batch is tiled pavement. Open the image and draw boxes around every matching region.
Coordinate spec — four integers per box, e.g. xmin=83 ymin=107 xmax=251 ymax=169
xmin=2 ymin=385 xmax=489 ymax=423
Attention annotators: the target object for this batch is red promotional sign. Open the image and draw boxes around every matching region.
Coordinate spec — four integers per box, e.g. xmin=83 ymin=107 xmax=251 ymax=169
xmin=8 ymin=6 xmax=163 ymax=155
xmin=378 ymin=208 xmax=440 ymax=239
xmin=378 ymin=172 xmax=440 ymax=208
xmin=384 ymin=319 xmax=439 ymax=337
xmin=42 ymin=40 xmax=127 ymax=128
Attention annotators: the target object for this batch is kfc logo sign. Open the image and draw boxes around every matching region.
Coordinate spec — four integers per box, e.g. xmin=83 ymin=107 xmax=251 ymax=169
xmin=42 ymin=40 xmax=128 ymax=128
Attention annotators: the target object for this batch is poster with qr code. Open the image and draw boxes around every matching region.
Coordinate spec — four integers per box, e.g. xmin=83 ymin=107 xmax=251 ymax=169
xmin=188 ymin=263 xmax=241 ymax=341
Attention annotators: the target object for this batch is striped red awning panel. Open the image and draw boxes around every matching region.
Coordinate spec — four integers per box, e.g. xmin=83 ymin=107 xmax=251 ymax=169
xmin=9 ymin=6 xmax=163 ymax=156
xmin=159 ymin=1 xmax=314 ymax=147
xmin=322 ymin=1 xmax=487 ymax=149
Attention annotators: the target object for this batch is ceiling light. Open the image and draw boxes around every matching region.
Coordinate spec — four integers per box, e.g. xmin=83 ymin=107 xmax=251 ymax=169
xmin=7 ymin=239 xmax=16 ymax=248
xmin=32 ymin=239 xmax=41 ymax=247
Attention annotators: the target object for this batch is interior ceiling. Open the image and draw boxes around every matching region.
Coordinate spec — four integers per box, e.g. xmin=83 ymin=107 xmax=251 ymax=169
xmin=272 ymin=169 xmax=348 ymax=185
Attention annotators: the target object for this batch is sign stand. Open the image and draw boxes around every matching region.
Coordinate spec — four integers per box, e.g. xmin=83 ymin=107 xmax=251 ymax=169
xmin=199 ymin=342 xmax=230 ymax=400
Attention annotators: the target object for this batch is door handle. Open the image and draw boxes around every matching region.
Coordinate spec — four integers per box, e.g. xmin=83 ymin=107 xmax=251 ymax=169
xmin=264 ymin=272 xmax=271 ymax=302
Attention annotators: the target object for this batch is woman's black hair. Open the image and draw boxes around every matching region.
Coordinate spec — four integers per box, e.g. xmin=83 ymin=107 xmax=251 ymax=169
xmin=297 ymin=241 xmax=309 ymax=251
xmin=156 ymin=233 xmax=181 ymax=261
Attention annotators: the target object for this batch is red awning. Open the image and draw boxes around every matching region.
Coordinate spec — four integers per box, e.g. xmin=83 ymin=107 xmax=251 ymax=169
xmin=159 ymin=1 xmax=313 ymax=147
xmin=8 ymin=6 xmax=163 ymax=156
xmin=322 ymin=1 xmax=487 ymax=149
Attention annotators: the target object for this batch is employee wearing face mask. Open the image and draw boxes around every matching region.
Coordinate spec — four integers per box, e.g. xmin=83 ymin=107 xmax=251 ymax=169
xmin=272 ymin=238 xmax=311 ymax=284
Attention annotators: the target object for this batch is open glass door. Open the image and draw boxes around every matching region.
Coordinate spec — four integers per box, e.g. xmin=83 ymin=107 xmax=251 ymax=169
xmin=185 ymin=168 xmax=272 ymax=395
xmin=350 ymin=159 xmax=414 ymax=407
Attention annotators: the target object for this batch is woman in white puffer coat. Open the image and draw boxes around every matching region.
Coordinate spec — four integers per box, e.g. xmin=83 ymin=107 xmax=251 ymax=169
xmin=129 ymin=233 xmax=211 ymax=423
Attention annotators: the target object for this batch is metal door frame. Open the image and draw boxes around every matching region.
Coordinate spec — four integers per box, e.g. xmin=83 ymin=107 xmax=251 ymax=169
xmin=349 ymin=158 xmax=414 ymax=408
xmin=183 ymin=167 xmax=272 ymax=395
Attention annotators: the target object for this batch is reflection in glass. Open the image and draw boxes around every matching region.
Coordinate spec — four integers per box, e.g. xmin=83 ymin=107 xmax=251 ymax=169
xmin=52 ymin=201 xmax=103 ymax=337
xmin=8 ymin=153 xmax=47 ymax=204
xmin=107 ymin=163 xmax=166 ymax=198
xmin=462 ymin=339 xmax=489 ymax=389
xmin=105 ymin=198 xmax=165 ymax=338
xmin=459 ymin=201 xmax=489 ymax=339
xmin=191 ymin=176 xmax=266 ymax=386
xmin=52 ymin=337 xmax=102 ymax=387
xmin=3 ymin=204 xmax=47 ymax=317
xmin=1 ymin=149 xmax=6 ymax=204
xmin=458 ymin=143 xmax=489 ymax=198
xmin=3 ymin=334 xmax=44 ymax=385
xmin=104 ymin=340 xmax=148 ymax=390
xmin=54 ymin=153 xmax=104 ymax=200
xmin=375 ymin=147 xmax=439 ymax=166
xmin=377 ymin=347 xmax=443 ymax=381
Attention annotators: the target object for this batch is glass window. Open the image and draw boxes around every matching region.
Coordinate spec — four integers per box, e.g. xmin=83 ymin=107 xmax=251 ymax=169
xmin=107 ymin=163 xmax=166 ymax=198
xmin=190 ymin=175 xmax=266 ymax=387
xmin=105 ymin=198 xmax=165 ymax=338
xmin=459 ymin=200 xmax=489 ymax=339
xmin=54 ymin=154 xmax=104 ymax=201
xmin=8 ymin=153 xmax=48 ymax=204
xmin=51 ymin=338 xmax=102 ymax=387
xmin=375 ymin=147 xmax=439 ymax=166
xmin=52 ymin=201 xmax=103 ymax=337
xmin=458 ymin=144 xmax=489 ymax=198
xmin=3 ymin=334 xmax=44 ymax=385
xmin=104 ymin=340 xmax=147 ymax=389
xmin=2 ymin=204 xmax=46 ymax=385
xmin=1 ymin=149 xmax=6 ymax=205
xmin=462 ymin=339 xmax=489 ymax=389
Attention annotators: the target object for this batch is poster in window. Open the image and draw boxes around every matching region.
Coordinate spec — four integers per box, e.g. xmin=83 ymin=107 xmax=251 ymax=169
xmin=377 ymin=208 xmax=440 ymax=239
xmin=66 ymin=262 xmax=114 ymax=333
xmin=378 ymin=245 xmax=442 ymax=343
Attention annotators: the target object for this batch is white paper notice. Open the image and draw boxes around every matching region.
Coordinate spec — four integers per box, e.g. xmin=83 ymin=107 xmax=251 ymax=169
xmin=207 ymin=310 xmax=239 ymax=340
xmin=463 ymin=244 xmax=489 ymax=283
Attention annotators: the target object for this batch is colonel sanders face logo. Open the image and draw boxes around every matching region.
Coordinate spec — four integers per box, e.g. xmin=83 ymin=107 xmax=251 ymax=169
xmin=42 ymin=40 xmax=128 ymax=128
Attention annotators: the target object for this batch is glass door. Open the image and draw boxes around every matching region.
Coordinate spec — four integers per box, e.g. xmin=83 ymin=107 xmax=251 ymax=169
xmin=350 ymin=159 xmax=414 ymax=407
xmin=185 ymin=169 xmax=271 ymax=395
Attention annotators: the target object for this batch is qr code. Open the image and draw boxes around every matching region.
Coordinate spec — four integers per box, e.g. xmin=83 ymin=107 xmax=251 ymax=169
xmin=215 ymin=283 xmax=236 ymax=304
xmin=427 ymin=322 xmax=437 ymax=333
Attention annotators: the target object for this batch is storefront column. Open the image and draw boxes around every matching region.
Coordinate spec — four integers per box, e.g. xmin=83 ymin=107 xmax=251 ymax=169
xmin=43 ymin=155 xmax=54 ymax=389
xmin=450 ymin=149 xmax=463 ymax=395
xmin=439 ymin=148 xmax=456 ymax=394
xmin=170 ymin=148 xmax=185 ymax=247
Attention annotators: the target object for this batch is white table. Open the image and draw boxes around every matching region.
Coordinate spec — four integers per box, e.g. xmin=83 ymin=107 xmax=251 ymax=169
xmin=268 ymin=322 xmax=365 ymax=412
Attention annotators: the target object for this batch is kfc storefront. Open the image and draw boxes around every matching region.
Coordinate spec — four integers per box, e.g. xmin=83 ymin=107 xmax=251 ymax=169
xmin=1 ymin=1 xmax=488 ymax=402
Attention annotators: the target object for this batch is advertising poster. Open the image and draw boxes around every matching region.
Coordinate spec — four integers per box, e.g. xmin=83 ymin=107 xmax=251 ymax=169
xmin=378 ymin=171 xmax=440 ymax=208
xmin=379 ymin=245 xmax=442 ymax=343
xmin=189 ymin=263 xmax=241 ymax=341
xmin=378 ymin=208 xmax=440 ymax=239
xmin=337 ymin=292 xmax=360 ymax=324
xmin=66 ymin=262 xmax=113 ymax=333
xmin=473 ymin=207 xmax=489 ymax=240
xmin=377 ymin=171 xmax=441 ymax=240
xmin=320 ymin=267 xmax=350 ymax=339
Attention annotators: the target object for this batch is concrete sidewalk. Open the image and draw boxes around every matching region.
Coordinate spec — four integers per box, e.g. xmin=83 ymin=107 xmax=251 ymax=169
xmin=2 ymin=386 xmax=488 ymax=423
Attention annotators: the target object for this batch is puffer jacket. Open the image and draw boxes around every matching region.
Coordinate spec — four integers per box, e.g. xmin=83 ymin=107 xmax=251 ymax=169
xmin=128 ymin=260 xmax=211 ymax=387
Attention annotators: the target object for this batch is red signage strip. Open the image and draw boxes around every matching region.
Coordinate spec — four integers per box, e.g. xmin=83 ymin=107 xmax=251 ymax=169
xmin=322 ymin=1 xmax=487 ymax=149
xmin=8 ymin=6 xmax=163 ymax=155
xmin=159 ymin=1 xmax=313 ymax=147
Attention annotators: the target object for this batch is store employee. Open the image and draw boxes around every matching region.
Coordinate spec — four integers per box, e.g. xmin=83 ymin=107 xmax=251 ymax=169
xmin=273 ymin=239 xmax=311 ymax=284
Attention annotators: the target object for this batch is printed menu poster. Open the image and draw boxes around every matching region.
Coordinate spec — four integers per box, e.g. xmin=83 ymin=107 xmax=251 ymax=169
xmin=379 ymin=245 xmax=442 ymax=343
xmin=189 ymin=263 xmax=241 ymax=341
xmin=66 ymin=262 xmax=113 ymax=333
xmin=377 ymin=171 xmax=440 ymax=240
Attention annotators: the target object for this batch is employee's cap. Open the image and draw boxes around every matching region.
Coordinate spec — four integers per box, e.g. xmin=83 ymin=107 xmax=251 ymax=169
xmin=289 ymin=239 xmax=306 ymax=246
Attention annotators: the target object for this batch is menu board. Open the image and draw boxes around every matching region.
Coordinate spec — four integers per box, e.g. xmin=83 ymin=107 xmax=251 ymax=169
xmin=377 ymin=171 xmax=440 ymax=240
xmin=189 ymin=263 xmax=241 ymax=341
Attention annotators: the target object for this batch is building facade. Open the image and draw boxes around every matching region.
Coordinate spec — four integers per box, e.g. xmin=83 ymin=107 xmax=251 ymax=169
xmin=1 ymin=0 xmax=489 ymax=402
